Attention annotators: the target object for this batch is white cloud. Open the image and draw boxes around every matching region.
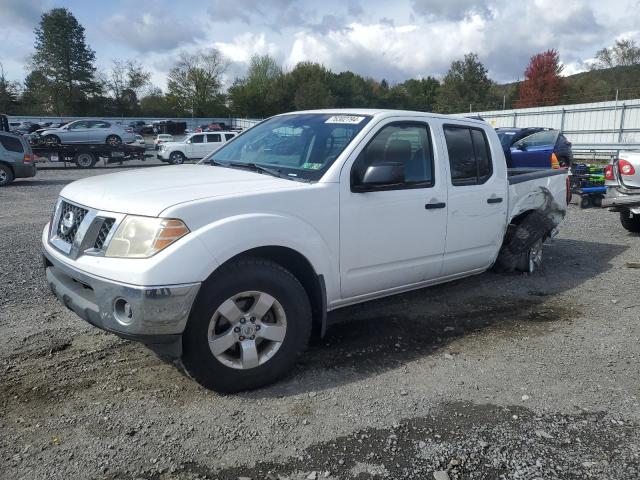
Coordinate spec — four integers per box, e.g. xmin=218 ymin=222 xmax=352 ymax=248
xmin=214 ymin=33 xmax=280 ymax=64
xmin=105 ymin=12 xmax=207 ymax=53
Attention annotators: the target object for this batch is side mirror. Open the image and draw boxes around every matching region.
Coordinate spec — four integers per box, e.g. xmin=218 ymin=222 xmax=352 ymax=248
xmin=515 ymin=142 xmax=527 ymax=151
xmin=352 ymin=162 xmax=405 ymax=192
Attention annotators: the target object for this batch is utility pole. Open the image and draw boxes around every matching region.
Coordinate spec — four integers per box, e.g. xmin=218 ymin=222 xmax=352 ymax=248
xmin=503 ymin=95 xmax=506 ymax=110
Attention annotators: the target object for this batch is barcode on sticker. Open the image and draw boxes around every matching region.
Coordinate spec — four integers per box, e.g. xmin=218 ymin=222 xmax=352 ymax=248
xmin=325 ymin=115 xmax=365 ymax=124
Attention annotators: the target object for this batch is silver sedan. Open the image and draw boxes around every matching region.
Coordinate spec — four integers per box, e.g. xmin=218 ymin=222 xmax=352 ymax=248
xmin=39 ymin=120 xmax=136 ymax=146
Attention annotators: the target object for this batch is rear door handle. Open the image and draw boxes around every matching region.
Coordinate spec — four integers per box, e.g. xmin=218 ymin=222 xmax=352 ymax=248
xmin=425 ymin=202 xmax=446 ymax=209
xmin=487 ymin=197 xmax=503 ymax=204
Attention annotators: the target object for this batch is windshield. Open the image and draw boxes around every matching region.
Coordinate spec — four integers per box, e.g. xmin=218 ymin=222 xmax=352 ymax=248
xmin=204 ymin=113 xmax=372 ymax=181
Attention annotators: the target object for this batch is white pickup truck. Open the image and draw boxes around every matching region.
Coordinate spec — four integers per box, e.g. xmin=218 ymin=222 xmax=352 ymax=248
xmin=42 ymin=109 xmax=569 ymax=392
xmin=157 ymin=131 xmax=237 ymax=164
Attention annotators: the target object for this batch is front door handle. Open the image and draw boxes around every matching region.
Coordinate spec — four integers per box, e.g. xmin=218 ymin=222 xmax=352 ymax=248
xmin=487 ymin=197 xmax=503 ymax=204
xmin=425 ymin=202 xmax=446 ymax=209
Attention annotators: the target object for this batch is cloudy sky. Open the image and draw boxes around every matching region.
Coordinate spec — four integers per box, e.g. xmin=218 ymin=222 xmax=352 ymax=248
xmin=1 ymin=0 xmax=638 ymax=90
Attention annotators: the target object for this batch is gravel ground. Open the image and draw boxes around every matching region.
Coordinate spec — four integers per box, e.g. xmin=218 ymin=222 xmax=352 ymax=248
xmin=1 ymin=167 xmax=639 ymax=480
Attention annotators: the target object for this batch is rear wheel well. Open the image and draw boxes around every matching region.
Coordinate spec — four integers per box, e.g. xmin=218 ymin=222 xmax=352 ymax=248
xmin=218 ymin=246 xmax=326 ymax=338
xmin=0 ymin=160 xmax=15 ymax=175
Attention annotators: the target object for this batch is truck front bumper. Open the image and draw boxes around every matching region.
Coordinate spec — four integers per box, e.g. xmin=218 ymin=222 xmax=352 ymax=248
xmin=43 ymin=249 xmax=200 ymax=357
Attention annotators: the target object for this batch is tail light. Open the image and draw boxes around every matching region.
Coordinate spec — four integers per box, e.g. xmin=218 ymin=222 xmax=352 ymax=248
xmin=551 ymin=152 xmax=560 ymax=169
xmin=23 ymin=153 xmax=33 ymax=164
xmin=618 ymin=159 xmax=636 ymax=176
xmin=604 ymin=164 xmax=615 ymax=180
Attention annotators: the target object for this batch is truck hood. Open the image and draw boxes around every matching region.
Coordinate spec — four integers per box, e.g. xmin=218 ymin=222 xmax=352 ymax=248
xmin=60 ymin=165 xmax=306 ymax=216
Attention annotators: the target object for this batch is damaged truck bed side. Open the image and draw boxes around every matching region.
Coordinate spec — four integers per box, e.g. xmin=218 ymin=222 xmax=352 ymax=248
xmin=41 ymin=109 xmax=569 ymax=392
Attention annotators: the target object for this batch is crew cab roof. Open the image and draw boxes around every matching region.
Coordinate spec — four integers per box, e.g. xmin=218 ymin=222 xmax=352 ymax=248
xmin=279 ymin=108 xmax=489 ymax=127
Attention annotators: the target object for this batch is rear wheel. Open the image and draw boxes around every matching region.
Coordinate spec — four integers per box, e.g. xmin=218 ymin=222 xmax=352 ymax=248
xmin=0 ymin=164 xmax=14 ymax=186
xmin=620 ymin=210 xmax=640 ymax=233
xmin=515 ymin=239 xmax=544 ymax=273
xmin=169 ymin=151 xmax=186 ymax=165
xmin=106 ymin=135 xmax=122 ymax=146
xmin=74 ymin=152 xmax=97 ymax=169
xmin=181 ymin=258 xmax=312 ymax=393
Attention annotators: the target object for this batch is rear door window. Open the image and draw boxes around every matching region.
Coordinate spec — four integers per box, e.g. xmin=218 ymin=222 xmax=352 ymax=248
xmin=207 ymin=134 xmax=221 ymax=143
xmin=444 ymin=125 xmax=493 ymax=186
xmin=0 ymin=135 xmax=24 ymax=153
xmin=520 ymin=130 xmax=558 ymax=147
xmin=224 ymin=133 xmax=235 ymax=141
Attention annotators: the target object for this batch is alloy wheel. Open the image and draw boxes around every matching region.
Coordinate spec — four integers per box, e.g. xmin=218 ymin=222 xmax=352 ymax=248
xmin=207 ymin=291 xmax=287 ymax=370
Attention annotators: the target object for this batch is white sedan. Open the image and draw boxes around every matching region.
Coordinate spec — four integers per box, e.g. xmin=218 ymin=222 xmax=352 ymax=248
xmin=153 ymin=134 xmax=174 ymax=150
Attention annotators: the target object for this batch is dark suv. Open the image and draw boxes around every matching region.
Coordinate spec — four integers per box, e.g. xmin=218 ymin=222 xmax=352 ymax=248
xmin=0 ymin=131 xmax=37 ymax=186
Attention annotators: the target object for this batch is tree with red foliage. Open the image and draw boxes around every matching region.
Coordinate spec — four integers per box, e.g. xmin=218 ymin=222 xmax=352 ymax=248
xmin=516 ymin=49 xmax=565 ymax=108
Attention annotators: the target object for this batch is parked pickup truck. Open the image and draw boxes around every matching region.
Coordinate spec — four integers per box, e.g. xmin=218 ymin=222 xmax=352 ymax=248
xmin=603 ymin=151 xmax=640 ymax=232
xmin=42 ymin=109 xmax=569 ymax=392
xmin=157 ymin=131 xmax=237 ymax=164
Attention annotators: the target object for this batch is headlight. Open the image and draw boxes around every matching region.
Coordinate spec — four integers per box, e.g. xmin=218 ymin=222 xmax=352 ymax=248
xmin=105 ymin=216 xmax=189 ymax=258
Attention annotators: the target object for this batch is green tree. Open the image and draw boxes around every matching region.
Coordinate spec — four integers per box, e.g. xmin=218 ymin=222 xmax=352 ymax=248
xmin=330 ymin=71 xmax=376 ymax=108
xmin=436 ymin=53 xmax=493 ymax=113
xmin=30 ymin=8 xmax=101 ymax=115
xmin=592 ymin=39 xmax=640 ymax=69
xmin=400 ymin=77 xmax=440 ymax=111
xmin=286 ymin=62 xmax=336 ymax=110
xmin=228 ymin=55 xmax=286 ymax=118
xmin=21 ymin=70 xmax=54 ymax=115
xmin=139 ymin=87 xmax=173 ymax=117
xmin=166 ymin=50 xmax=229 ymax=117
xmin=0 ymin=63 xmax=21 ymax=114
xmin=105 ymin=60 xmax=151 ymax=115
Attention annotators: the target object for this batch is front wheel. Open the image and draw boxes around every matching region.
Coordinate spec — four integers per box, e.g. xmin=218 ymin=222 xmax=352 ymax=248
xmin=182 ymin=258 xmax=312 ymax=393
xmin=74 ymin=152 xmax=97 ymax=169
xmin=620 ymin=210 xmax=640 ymax=233
xmin=43 ymin=135 xmax=60 ymax=146
xmin=169 ymin=151 xmax=186 ymax=165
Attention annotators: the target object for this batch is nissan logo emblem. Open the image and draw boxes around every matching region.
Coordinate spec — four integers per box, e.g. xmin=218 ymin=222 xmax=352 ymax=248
xmin=60 ymin=211 xmax=75 ymax=234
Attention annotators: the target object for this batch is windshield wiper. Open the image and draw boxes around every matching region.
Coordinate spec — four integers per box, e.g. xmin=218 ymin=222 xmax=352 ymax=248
xmin=215 ymin=160 xmax=307 ymax=181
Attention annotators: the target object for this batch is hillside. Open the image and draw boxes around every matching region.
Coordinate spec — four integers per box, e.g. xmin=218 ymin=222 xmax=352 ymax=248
xmin=492 ymin=64 xmax=640 ymax=108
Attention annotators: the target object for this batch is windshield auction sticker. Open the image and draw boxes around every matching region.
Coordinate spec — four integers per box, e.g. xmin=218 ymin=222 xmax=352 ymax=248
xmin=325 ymin=115 xmax=365 ymax=124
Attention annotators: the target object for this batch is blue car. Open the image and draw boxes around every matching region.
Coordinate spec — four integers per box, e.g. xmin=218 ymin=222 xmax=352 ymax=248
xmin=496 ymin=128 xmax=572 ymax=169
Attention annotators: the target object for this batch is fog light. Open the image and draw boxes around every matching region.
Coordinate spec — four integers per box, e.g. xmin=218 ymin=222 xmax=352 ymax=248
xmin=114 ymin=298 xmax=134 ymax=326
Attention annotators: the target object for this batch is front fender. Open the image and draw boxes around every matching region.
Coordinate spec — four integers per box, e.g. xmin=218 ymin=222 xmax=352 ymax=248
xmin=192 ymin=212 xmax=338 ymax=298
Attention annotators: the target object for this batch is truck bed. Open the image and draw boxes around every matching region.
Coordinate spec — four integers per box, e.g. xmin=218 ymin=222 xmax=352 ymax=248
xmin=507 ymin=168 xmax=567 ymax=185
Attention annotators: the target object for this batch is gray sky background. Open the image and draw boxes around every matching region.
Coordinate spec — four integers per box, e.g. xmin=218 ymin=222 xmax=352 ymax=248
xmin=0 ymin=0 xmax=638 ymax=90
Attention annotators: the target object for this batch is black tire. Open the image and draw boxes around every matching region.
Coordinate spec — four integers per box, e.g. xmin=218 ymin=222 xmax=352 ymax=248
xmin=0 ymin=163 xmax=14 ymax=186
xmin=494 ymin=211 xmax=553 ymax=272
xmin=514 ymin=238 xmax=543 ymax=273
xmin=580 ymin=196 xmax=591 ymax=209
xmin=105 ymin=135 xmax=122 ymax=146
xmin=620 ymin=210 xmax=640 ymax=233
xmin=169 ymin=151 xmax=186 ymax=165
xmin=43 ymin=135 xmax=60 ymax=146
xmin=592 ymin=195 xmax=603 ymax=208
xmin=181 ymin=258 xmax=312 ymax=393
xmin=74 ymin=152 xmax=97 ymax=169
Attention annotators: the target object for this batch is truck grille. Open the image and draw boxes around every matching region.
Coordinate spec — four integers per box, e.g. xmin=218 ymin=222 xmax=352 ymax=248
xmin=94 ymin=218 xmax=115 ymax=250
xmin=56 ymin=201 xmax=89 ymax=244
